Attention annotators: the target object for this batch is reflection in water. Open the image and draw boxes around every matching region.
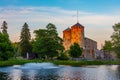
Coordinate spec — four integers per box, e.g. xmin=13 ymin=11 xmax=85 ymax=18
xmin=8 ymin=69 xmax=22 ymax=80
xmin=27 ymin=70 xmax=37 ymax=80
xmin=57 ymin=67 xmax=85 ymax=80
xmin=0 ymin=63 xmax=120 ymax=80
xmin=0 ymin=72 xmax=8 ymax=80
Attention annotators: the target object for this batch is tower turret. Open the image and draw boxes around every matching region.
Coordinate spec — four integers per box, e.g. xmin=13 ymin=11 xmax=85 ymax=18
xmin=71 ymin=22 xmax=84 ymax=48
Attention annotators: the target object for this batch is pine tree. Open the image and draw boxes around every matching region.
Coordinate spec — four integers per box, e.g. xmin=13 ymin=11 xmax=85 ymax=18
xmin=0 ymin=21 xmax=14 ymax=60
xmin=1 ymin=21 xmax=8 ymax=35
xmin=19 ymin=22 xmax=31 ymax=58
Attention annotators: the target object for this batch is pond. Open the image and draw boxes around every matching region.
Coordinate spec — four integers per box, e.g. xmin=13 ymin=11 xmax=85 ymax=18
xmin=0 ymin=63 xmax=120 ymax=80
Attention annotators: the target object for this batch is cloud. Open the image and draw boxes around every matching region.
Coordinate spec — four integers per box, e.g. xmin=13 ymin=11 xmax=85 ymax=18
xmin=0 ymin=6 xmax=120 ymax=49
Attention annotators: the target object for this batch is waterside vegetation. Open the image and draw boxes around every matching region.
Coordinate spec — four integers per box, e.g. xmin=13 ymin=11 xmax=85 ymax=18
xmin=0 ymin=60 xmax=120 ymax=67
xmin=0 ymin=21 xmax=120 ymax=67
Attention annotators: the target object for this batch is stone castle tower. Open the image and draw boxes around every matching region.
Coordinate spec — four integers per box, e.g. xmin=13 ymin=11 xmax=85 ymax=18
xmin=63 ymin=22 xmax=84 ymax=50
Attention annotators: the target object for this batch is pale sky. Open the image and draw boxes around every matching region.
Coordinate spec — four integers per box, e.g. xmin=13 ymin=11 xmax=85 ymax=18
xmin=0 ymin=0 xmax=120 ymax=49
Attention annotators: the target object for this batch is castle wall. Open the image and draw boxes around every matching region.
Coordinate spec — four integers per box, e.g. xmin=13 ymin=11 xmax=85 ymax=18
xmin=84 ymin=37 xmax=97 ymax=50
xmin=83 ymin=37 xmax=97 ymax=59
xmin=63 ymin=23 xmax=97 ymax=60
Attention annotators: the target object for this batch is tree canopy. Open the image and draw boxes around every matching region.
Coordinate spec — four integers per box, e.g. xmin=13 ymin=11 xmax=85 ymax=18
xmin=103 ymin=40 xmax=113 ymax=53
xmin=111 ymin=23 xmax=120 ymax=47
xmin=111 ymin=23 xmax=120 ymax=58
xmin=33 ymin=23 xmax=64 ymax=59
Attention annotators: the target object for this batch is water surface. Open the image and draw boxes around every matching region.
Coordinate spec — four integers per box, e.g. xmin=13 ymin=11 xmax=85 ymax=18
xmin=0 ymin=62 xmax=120 ymax=80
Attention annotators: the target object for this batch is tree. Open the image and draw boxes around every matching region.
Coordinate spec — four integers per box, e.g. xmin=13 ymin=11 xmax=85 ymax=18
xmin=0 ymin=21 xmax=14 ymax=60
xmin=46 ymin=23 xmax=58 ymax=38
xmin=12 ymin=42 xmax=20 ymax=58
xmin=57 ymin=52 xmax=69 ymax=60
xmin=111 ymin=23 xmax=120 ymax=58
xmin=19 ymin=22 xmax=31 ymax=58
xmin=46 ymin=23 xmax=63 ymax=44
xmin=34 ymin=29 xmax=49 ymax=39
xmin=1 ymin=21 xmax=8 ymax=35
xmin=103 ymin=40 xmax=113 ymax=53
xmin=111 ymin=23 xmax=120 ymax=47
xmin=0 ymin=32 xmax=14 ymax=60
xmin=33 ymin=23 xmax=64 ymax=59
xmin=115 ymin=45 xmax=120 ymax=58
xmin=33 ymin=37 xmax=62 ymax=59
xmin=69 ymin=43 xmax=82 ymax=58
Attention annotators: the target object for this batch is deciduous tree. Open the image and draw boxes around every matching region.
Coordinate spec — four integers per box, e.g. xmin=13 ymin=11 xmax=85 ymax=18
xmin=103 ymin=40 xmax=113 ymax=53
xmin=111 ymin=23 xmax=120 ymax=58
xmin=69 ymin=43 xmax=82 ymax=58
xmin=33 ymin=23 xmax=64 ymax=59
xmin=0 ymin=32 xmax=14 ymax=60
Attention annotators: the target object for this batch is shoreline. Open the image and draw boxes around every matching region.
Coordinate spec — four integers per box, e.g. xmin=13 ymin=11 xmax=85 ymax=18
xmin=0 ymin=60 xmax=120 ymax=67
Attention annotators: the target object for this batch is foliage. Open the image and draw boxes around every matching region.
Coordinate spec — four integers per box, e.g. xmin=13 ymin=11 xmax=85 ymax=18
xmin=0 ymin=59 xmax=42 ymax=67
xmin=1 ymin=59 xmax=120 ymax=67
xmin=12 ymin=42 xmax=21 ymax=58
xmin=69 ymin=43 xmax=82 ymax=58
xmin=0 ymin=33 xmax=14 ymax=60
xmin=57 ymin=52 xmax=69 ymax=60
xmin=46 ymin=23 xmax=58 ymax=38
xmin=33 ymin=37 xmax=60 ymax=59
xmin=34 ymin=29 xmax=48 ymax=39
xmin=33 ymin=23 xmax=64 ymax=59
xmin=111 ymin=23 xmax=120 ymax=47
xmin=114 ymin=46 xmax=120 ymax=58
xmin=52 ymin=60 xmax=120 ymax=66
xmin=1 ymin=21 xmax=8 ymax=35
xmin=103 ymin=40 xmax=113 ymax=53
xmin=19 ymin=23 xmax=31 ymax=58
xmin=111 ymin=23 xmax=120 ymax=58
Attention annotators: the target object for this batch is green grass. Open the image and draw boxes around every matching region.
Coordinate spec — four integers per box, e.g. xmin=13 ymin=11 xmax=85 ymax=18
xmin=0 ymin=60 xmax=120 ymax=67
xmin=0 ymin=59 xmax=42 ymax=67
xmin=52 ymin=60 xmax=120 ymax=66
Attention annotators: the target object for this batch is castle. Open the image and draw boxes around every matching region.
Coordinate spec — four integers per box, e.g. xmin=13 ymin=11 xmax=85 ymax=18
xmin=63 ymin=22 xmax=97 ymax=60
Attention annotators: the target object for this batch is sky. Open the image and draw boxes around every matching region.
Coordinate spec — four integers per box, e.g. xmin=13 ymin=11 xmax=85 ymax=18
xmin=0 ymin=0 xmax=120 ymax=49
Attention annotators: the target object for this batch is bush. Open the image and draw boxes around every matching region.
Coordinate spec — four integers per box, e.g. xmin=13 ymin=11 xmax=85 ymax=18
xmin=57 ymin=52 xmax=69 ymax=60
xmin=69 ymin=43 xmax=82 ymax=58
